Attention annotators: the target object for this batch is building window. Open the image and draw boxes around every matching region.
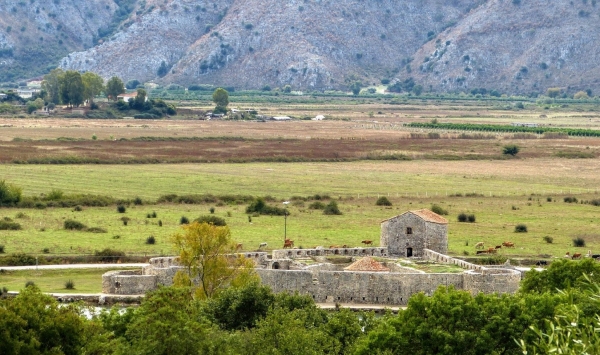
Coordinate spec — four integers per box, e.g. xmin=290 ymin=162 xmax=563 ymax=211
xmin=406 ymin=227 xmax=412 ymax=234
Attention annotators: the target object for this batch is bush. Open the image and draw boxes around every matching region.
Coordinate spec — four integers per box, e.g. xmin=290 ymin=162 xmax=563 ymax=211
xmin=133 ymin=197 xmax=143 ymax=205
xmin=564 ymin=196 xmax=578 ymax=203
xmin=117 ymin=205 xmax=127 ymax=213
xmin=0 ymin=220 xmax=21 ymax=230
xmin=86 ymin=227 xmax=107 ymax=233
xmin=457 ymin=213 xmax=468 ymax=222
xmin=503 ymin=145 xmax=520 ymax=156
xmin=376 ymin=196 xmax=392 ymax=206
xmin=180 ymin=216 xmax=190 ymax=225
xmin=467 ymin=214 xmax=476 ymax=223
xmin=64 ymin=219 xmax=87 ymax=230
xmin=73 ymin=205 xmax=83 ymax=211
xmin=573 ymin=237 xmax=586 ymax=247
xmin=515 ymin=224 xmax=528 ymax=233
xmin=0 ymin=245 xmax=4 ymax=253
xmin=308 ymin=201 xmax=326 ymax=210
xmin=543 ymin=236 xmax=553 ymax=244
xmin=65 ymin=279 xmax=75 ymax=289
xmin=94 ymin=248 xmax=125 ymax=263
xmin=1 ymin=253 xmax=36 ymax=266
xmin=245 ymin=198 xmax=287 ymax=216
xmin=194 ymin=215 xmax=227 ymax=226
xmin=209 ymin=207 xmax=215 ymax=214
xmin=323 ymin=201 xmax=342 ymax=215
xmin=146 ymin=236 xmax=156 ymax=245
xmin=158 ymin=220 xmax=162 ymax=227
xmin=431 ymin=204 xmax=448 ymax=215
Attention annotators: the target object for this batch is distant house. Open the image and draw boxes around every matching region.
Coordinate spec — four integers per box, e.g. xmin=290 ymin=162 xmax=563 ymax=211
xmin=16 ymin=89 xmax=38 ymax=99
xmin=0 ymin=93 xmax=6 ymax=99
xmin=380 ymin=209 xmax=448 ymax=257
xmin=116 ymin=93 xmax=138 ymax=102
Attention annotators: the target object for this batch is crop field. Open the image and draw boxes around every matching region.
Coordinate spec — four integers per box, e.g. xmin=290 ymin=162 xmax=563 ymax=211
xmin=1 ymin=97 xmax=600 ymax=266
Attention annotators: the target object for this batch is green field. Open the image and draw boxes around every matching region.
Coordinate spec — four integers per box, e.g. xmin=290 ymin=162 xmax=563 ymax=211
xmin=0 ymin=268 xmax=139 ymax=293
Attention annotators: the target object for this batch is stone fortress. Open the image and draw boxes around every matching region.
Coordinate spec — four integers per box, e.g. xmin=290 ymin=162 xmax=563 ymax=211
xmin=103 ymin=209 xmax=521 ymax=305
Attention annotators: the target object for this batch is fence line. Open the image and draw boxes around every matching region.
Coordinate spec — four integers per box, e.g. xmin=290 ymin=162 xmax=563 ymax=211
xmin=355 ymin=189 xmax=597 ymax=200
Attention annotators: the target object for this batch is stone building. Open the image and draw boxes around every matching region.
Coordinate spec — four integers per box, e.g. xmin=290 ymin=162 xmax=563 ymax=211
xmin=380 ymin=209 xmax=448 ymax=257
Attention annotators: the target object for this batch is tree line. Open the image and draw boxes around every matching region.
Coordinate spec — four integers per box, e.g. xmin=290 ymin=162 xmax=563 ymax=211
xmin=41 ymin=69 xmax=126 ymax=108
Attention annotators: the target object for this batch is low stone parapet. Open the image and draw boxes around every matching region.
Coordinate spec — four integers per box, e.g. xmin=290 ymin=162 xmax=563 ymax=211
xmin=102 ymin=270 xmax=157 ymax=295
xmin=423 ymin=249 xmax=485 ymax=271
xmin=272 ymin=247 xmax=388 ymax=259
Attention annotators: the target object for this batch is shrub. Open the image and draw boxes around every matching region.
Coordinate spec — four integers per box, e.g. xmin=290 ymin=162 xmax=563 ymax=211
xmin=117 ymin=205 xmax=127 ymax=213
xmin=0 ymin=245 xmax=4 ymax=253
xmin=543 ymin=236 xmax=553 ymax=244
xmin=94 ymin=248 xmax=125 ymax=263
xmin=73 ymin=205 xmax=83 ymax=211
xmin=146 ymin=236 xmax=156 ymax=245
xmin=503 ymin=145 xmax=520 ymax=156
xmin=64 ymin=219 xmax=87 ymax=230
xmin=151 ymin=211 xmax=157 ymax=218
xmin=323 ymin=201 xmax=342 ymax=215
xmin=546 ymin=197 xmax=552 ymax=202
xmin=0 ymin=220 xmax=21 ymax=230
xmin=65 ymin=279 xmax=75 ymax=289
xmin=158 ymin=220 xmax=162 ymax=227
xmin=42 ymin=248 xmax=50 ymax=254
xmin=86 ymin=227 xmax=107 ymax=233
xmin=376 ymin=196 xmax=392 ymax=206
xmin=457 ymin=213 xmax=468 ymax=222
xmin=2 ymin=253 xmax=36 ymax=266
xmin=308 ymin=201 xmax=326 ymax=210
xmin=564 ymin=196 xmax=578 ymax=203
xmin=467 ymin=214 xmax=476 ymax=223
xmin=515 ymin=224 xmax=528 ymax=233
xmin=180 ymin=216 xmax=190 ymax=225
xmin=573 ymin=237 xmax=586 ymax=247
xmin=210 ymin=207 xmax=215 ymax=214
xmin=194 ymin=215 xmax=227 ymax=226
xmin=245 ymin=198 xmax=287 ymax=216
xmin=133 ymin=197 xmax=143 ymax=205
xmin=431 ymin=204 xmax=448 ymax=215
xmin=25 ymin=281 xmax=36 ymax=288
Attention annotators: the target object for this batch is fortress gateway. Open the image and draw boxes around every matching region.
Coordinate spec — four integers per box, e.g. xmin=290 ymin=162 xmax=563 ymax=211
xmin=103 ymin=210 xmax=521 ymax=305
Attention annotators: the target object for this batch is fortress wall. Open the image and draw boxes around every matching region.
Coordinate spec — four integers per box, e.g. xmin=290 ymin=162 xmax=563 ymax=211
xmin=102 ymin=270 xmax=157 ymax=295
xmin=423 ymin=249 xmax=484 ymax=271
xmin=463 ymin=269 xmax=521 ymax=295
xmin=272 ymin=247 xmax=388 ymax=259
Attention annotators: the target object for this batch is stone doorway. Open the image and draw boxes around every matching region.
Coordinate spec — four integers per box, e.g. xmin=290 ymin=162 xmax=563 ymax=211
xmin=406 ymin=247 xmax=413 ymax=257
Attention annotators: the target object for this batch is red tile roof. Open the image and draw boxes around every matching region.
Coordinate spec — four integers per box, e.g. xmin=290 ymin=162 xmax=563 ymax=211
xmin=344 ymin=257 xmax=390 ymax=272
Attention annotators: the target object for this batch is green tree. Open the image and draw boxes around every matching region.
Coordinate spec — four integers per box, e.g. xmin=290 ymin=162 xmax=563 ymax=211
xmin=521 ymin=258 xmax=600 ymax=294
xmin=81 ymin=72 xmax=105 ymax=106
xmin=412 ymin=84 xmax=423 ymax=96
xmin=212 ymin=87 xmax=229 ymax=112
xmin=323 ymin=200 xmax=342 ymax=215
xmin=105 ymin=76 xmax=125 ymax=101
xmin=503 ymin=144 xmax=520 ymax=156
xmin=0 ymin=180 xmax=22 ymax=205
xmin=60 ymin=70 xmax=85 ymax=107
xmin=170 ymin=222 xmax=258 ymax=299
xmin=33 ymin=97 xmax=44 ymax=110
xmin=131 ymin=88 xmax=147 ymax=110
xmin=546 ymin=87 xmax=561 ymax=98
xmin=350 ymin=81 xmax=362 ymax=96
xmin=41 ymin=68 xmax=64 ymax=104
xmin=157 ymin=61 xmax=169 ymax=77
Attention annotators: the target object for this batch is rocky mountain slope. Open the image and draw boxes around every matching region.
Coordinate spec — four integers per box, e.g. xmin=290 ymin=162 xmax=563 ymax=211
xmin=0 ymin=0 xmax=141 ymax=82
xmin=4 ymin=0 xmax=600 ymax=94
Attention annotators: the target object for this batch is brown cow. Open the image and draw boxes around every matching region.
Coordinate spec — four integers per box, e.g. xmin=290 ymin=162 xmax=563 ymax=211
xmin=362 ymin=240 xmax=373 ymax=246
xmin=502 ymin=241 xmax=515 ymax=248
xmin=283 ymin=240 xmax=294 ymax=249
xmin=572 ymin=252 xmax=582 ymax=259
xmin=341 ymin=244 xmax=349 ymax=248
xmin=495 ymin=245 xmax=502 ymax=249
xmin=235 ymin=243 xmax=243 ymax=251
xmin=565 ymin=252 xmax=571 ymax=258
xmin=487 ymin=247 xmax=497 ymax=254
xmin=476 ymin=250 xmax=489 ymax=255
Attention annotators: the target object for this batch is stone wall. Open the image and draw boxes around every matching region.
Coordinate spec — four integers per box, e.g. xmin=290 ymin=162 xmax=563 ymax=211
xmin=463 ymin=268 xmax=521 ymax=295
xmin=257 ymin=269 xmax=464 ymax=305
xmin=102 ymin=270 xmax=157 ymax=295
xmin=272 ymin=247 xmax=387 ymax=259
xmin=423 ymin=249 xmax=484 ymax=271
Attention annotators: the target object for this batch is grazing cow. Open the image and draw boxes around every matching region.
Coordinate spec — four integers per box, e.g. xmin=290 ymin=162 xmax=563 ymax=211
xmin=329 ymin=245 xmax=340 ymax=249
xmin=259 ymin=242 xmax=267 ymax=249
xmin=476 ymin=250 xmax=489 ymax=255
xmin=361 ymin=240 xmax=373 ymax=246
xmin=235 ymin=243 xmax=243 ymax=251
xmin=592 ymin=254 xmax=600 ymax=259
xmin=536 ymin=260 xmax=548 ymax=266
xmin=572 ymin=252 xmax=582 ymax=259
xmin=342 ymin=244 xmax=349 ymax=248
xmin=586 ymin=250 xmax=592 ymax=258
xmin=565 ymin=252 xmax=571 ymax=258
xmin=283 ymin=240 xmax=294 ymax=249
xmin=495 ymin=245 xmax=502 ymax=249
xmin=502 ymin=241 xmax=515 ymax=248
xmin=475 ymin=242 xmax=485 ymax=249
xmin=487 ymin=247 xmax=497 ymax=254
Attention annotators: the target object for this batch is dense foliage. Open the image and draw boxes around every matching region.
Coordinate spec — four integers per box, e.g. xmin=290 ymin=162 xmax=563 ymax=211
xmin=407 ymin=122 xmax=600 ymax=137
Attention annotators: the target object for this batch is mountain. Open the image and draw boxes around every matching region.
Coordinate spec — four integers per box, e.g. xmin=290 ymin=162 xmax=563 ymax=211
xmin=4 ymin=0 xmax=600 ymax=95
xmin=0 ymin=0 xmax=141 ymax=82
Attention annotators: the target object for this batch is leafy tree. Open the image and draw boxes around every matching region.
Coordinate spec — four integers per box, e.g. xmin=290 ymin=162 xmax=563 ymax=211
xmin=81 ymin=71 xmax=104 ymax=106
xmin=170 ymin=222 xmax=258 ymax=299
xmin=503 ymin=144 xmax=520 ymax=156
xmin=212 ymin=87 xmax=229 ymax=112
xmin=60 ymin=70 xmax=85 ymax=107
xmin=323 ymin=200 xmax=342 ymax=215
xmin=125 ymin=79 xmax=140 ymax=90
xmin=375 ymin=196 xmax=392 ymax=206
xmin=41 ymin=68 xmax=64 ymax=104
xmin=412 ymin=84 xmax=423 ymax=96
xmin=130 ymin=88 xmax=147 ymax=110
xmin=546 ymin=87 xmax=561 ymax=98
xmin=573 ymin=91 xmax=589 ymax=99
xmin=283 ymin=84 xmax=292 ymax=93
xmin=105 ymin=76 xmax=125 ymax=101
xmin=0 ymin=180 xmax=22 ymax=205
xmin=521 ymin=258 xmax=600 ymax=294
xmin=350 ymin=81 xmax=362 ymax=95
xmin=32 ymin=98 xmax=44 ymax=110
xmin=157 ymin=61 xmax=169 ymax=77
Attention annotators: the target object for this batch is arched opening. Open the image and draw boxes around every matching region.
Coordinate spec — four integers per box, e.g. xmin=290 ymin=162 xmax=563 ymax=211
xmin=272 ymin=262 xmax=280 ymax=270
